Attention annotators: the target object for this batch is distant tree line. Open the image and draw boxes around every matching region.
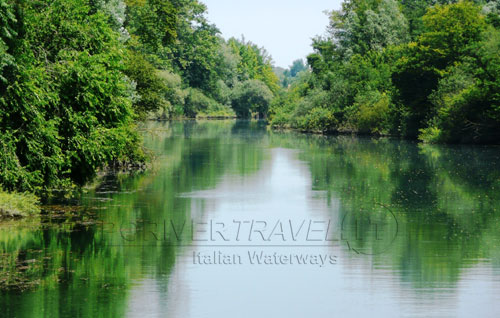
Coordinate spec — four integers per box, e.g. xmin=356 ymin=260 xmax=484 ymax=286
xmin=274 ymin=59 xmax=308 ymax=88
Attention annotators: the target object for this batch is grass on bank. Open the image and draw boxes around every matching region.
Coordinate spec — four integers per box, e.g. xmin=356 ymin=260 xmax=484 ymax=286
xmin=0 ymin=189 xmax=40 ymax=218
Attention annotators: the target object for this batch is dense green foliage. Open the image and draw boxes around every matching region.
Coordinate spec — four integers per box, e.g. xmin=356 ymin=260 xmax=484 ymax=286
xmin=231 ymin=80 xmax=273 ymax=118
xmin=0 ymin=0 xmax=144 ymax=195
xmin=0 ymin=0 xmax=279 ymax=198
xmin=270 ymin=0 xmax=500 ymax=144
xmin=2 ymin=0 xmax=499 ymax=203
xmin=0 ymin=188 xmax=39 ymax=217
xmin=124 ymin=0 xmax=279 ymax=119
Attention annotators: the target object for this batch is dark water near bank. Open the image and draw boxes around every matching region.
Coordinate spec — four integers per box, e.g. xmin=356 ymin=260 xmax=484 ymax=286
xmin=2 ymin=120 xmax=500 ymax=317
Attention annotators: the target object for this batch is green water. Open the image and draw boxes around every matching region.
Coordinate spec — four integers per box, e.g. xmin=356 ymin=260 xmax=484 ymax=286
xmin=1 ymin=120 xmax=500 ymax=317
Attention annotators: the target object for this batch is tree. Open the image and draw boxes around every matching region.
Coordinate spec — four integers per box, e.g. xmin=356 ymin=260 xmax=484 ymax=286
xmin=484 ymin=0 xmax=500 ymax=27
xmin=231 ymin=80 xmax=273 ymax=118
xmin=327 ymin=0 xmax=409 ymax=59
xmin=393 ymin=1 xmax=487 ymax=137
xmin=92 ymin=0 xmax=130 ymax=41
xmin=228 ymin=38 xmax=280 ymax=94
xmin=0 ymin=0 xmax=16 ymax=85
xmin=419 ymin=1 xmax=486 ymax=67
xmin=0 ymin=0 xmax=144 ymax=192
xmin=422 ymin=28 xmax=500 ymax=143
xmin=290 ymin=59 xmax=307 ymax=77
xmin=125 ymin=0 xmax=178 ymax=54
xmin=124 ymin=51 xmax=170 ymax=118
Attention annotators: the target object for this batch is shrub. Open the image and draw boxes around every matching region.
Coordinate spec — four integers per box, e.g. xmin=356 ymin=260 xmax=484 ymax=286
xmin=157 ymin=70 xmax=188 ymax=117
xmin=0 ymin=188 xmax=40 ymax=218
xmin=347 ymin=90 xmax=391 ymax=134
xmin=0 ymin=0 xmax=145 ymax=194
xmin=231 ymin=80 xmax=273 ymax=118
xmin=419 ymin=126 xmax=446 ymax=144
xmin=124 ymin=51 xmax=170 ymax=118
xmin=295 ymin=107 xmax=338 ymax=132
xmin=184 ymin=88 xmax=224 ymax=117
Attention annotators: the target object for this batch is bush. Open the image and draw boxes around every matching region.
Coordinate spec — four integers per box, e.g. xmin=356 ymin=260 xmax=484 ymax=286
xmin=347 ymin=90 xmax=391 ymax=134
xmin=288 ymin=89 xmax=339 ymax=132
xmin=0 ymin=0 xmax=145 ymax=195
xmin=419 ymin=126 xmax=446 ymax=144
xmin=0 ymin=133 xmax=33 ymax=191
xmin=124 ymin=51 xmax=170 ymax=118
xmin=291 ymin=89 xmax=329 ymax=118
xmin=157 ymin=70 xmax=188 ymax=117
xmin=295 ymin=107 xmax=338 ymax=132
xmin=268 ymin=90 xmax=300 ymax=128
xmin=422 ymin=29 xmax=500 ymax=143
xmin=196 ymin=105 xmax=236 ymax=119
xmin=231 ymin=80 xmax=273 ymax=118
xmin=184 ymin=88 xmax=225 ymax=118
xmin=0 ymin=189 xmax=40 ymax=218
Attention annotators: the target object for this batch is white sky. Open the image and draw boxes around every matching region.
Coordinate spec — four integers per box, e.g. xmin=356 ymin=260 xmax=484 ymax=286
xmin=201 ymin=0 xmax=343 ymax=68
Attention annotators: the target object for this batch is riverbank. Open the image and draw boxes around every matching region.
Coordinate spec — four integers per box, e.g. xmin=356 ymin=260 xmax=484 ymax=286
xmin=0 ymin=190 xmax=40 ymax=219
xmin=0 ymin=162 xmax=149 ymax=221
xmin=269 ymin=123 xmax=398 ymax=138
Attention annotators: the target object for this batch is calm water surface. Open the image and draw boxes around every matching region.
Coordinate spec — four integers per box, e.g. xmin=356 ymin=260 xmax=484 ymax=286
xmin=2 ymin=120 xmax=500 ymax=317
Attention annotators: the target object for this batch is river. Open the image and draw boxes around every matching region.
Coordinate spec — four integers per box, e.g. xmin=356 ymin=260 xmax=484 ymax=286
xmin=1 ymin=120 xmax=500 ymax=317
